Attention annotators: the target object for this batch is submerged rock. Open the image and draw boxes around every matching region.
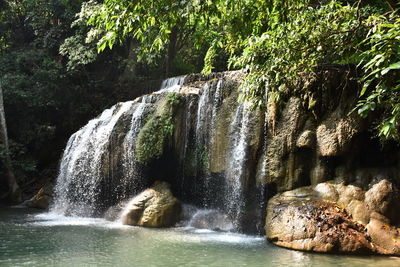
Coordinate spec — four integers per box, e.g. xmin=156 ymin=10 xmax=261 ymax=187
xmin=187 ymin=209 xmax=234 ymax=232
xmin=104 ymin=200 xmax=129 ymax=221
xmin=121 ymin=181 xmax=181 ymax=227
xmin=266 ymin=180 xmax=400 ymax=256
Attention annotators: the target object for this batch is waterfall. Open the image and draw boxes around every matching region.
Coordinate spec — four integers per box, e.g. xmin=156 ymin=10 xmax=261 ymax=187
xmin=158 ymin=76 xmax=186 ymax=93
xmin=50 ymin=72 xmax=262 ymax=233
xmin=195 ymin=80 xmax=223 ymax=207
xmin=50 ymin=77 xmax=186 ymax=217
xmin=52 ymin=101 xmax=136 ymax=216
xmin=118 ymin=96 xmax=153 ymax=200
xmin=160 ymin=75 xmax=186 ymax=89
xmin=193 ymin=78 xmax=256 ymax=230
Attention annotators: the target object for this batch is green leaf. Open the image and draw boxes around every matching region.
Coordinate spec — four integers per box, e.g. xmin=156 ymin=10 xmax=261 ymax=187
xmin=388 ymin=62 xmax=400 ymax=70
xmin=380 ymin=122 xmax=393 ymax=137
xmin=97 ymin=41 xmax=107 ymax=52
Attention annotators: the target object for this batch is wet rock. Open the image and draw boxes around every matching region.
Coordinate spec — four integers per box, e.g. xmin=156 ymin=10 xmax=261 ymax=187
xmin=104 ymin=200 xmax=129 ymax=221
xmin=209 ymin=90 xmax=239 ymax=174
xmin=266 ymin=181 xmax=400 ymax=256
xmin=27 ymin=183 xmax=53 ymax=209
xmin=188 ymin=209 xmax=234 ymax=232
xmin=266 ymin=195 xmax=376 ymax=254
xmin=121 ymin=181 xmax=181 ymax=227
xmin=364 ymin=179 xmax=400 ymax=224
xmin=296 ymin=130 xmax=315 ymax=148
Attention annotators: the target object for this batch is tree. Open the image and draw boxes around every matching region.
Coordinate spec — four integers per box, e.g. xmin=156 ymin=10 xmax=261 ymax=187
xmin=82 ymin=0 xmax=278 ymax=77
xmin=0 ymin=80 xmax=21 ymax=203
xmin=0 ymin=0 xmax=22 ymax=203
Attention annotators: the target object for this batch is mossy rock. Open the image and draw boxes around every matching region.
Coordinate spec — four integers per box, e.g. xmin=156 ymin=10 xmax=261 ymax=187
xmin=136 ymin=93 xmax=181 ymax=163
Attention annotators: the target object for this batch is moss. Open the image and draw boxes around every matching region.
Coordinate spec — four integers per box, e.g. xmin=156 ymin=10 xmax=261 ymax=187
xmin=136 ymin=93 xmax=181 ymax=163
xmin=197 ymin=145 xmax=209 ymax=174
xmin=183 ymin=144 xmax=209 ymax=176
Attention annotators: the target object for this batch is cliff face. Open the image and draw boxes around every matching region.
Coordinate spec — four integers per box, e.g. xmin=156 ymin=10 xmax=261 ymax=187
xmin=261 ymin=66 xmax=400 ymax=192
xmin=262 ymin=66 xmax=400 ymax=255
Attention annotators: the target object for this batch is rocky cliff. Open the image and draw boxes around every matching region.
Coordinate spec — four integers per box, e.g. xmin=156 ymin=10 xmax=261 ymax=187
xmin=262 ymin=65 xmax=400 ymax=255
xmin=261 ymin=65 xmax=399 ymax=192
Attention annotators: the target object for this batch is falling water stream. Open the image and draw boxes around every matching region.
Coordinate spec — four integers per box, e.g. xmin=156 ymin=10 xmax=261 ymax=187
xmin=225 ymin=102 xmax=253 ymax=224
xmin=51 ymin=75 xmax=252 ymax=228
xmin=52 ymin=101 xmax=136 ymax=216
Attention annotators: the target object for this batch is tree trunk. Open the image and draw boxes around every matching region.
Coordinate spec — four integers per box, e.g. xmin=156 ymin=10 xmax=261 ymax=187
xmin=0 ymin=81 xmax=21 ymax=203
xmin=165 ymin=27 xmax=178 ymax=78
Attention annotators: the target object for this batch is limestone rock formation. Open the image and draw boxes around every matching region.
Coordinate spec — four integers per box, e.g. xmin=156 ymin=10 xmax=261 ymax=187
xmin=262 ymin=66 xmax=400 ymax=256
xmin=50 ymin=71 xmax=264 ymax=233
xmin=364 ymin=179 xmax=400 ymax=224
xmin=260 ymin=66 xmax=400 ymax=193
xmin=266 ymin=180 xmax=400 ymax=256
xmin=121 ymin=181 xmax=181 ymax=228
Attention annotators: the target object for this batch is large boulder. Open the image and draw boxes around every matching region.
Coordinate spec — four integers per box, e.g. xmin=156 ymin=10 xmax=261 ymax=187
xmin=266 ymin=181 xmax=400 ymax=256
xmin=266 ymin=186 xmax=377 ymax=254
xmin=121 ymin=181 xmax=181 ymax=227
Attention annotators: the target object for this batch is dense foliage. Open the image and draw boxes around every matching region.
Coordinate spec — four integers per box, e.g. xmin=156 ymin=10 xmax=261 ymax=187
xmin=1 ymin=0 xmax=399 ymax=198
xmin=0 ymin=0 xmax=168 ymax=196
xmin=85 ymin=0 xmax=400 ymax=139
xmin=356 ymin=13 xmax=400 ymax=139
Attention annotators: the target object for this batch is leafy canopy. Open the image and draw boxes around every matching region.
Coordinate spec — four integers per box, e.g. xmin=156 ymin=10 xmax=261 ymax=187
xmin=82 ymin=0 xmax=400 ymax=140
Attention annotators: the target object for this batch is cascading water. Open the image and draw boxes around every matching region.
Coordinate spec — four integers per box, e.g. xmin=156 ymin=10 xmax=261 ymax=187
xmin=50 ymin=72 xmax=263 ymax=233
xmin=193 ymin=78 xmax=255 ymax=229
xmin=194 ymin=80 xmax=223 ymax=207
xmin=118 ymin=96 xmax=153 ymax=199
xmin=52 ymin=101 xmax=135 ymax=216
xmin=51 ymin=77 xmax=186 ymax=217
xmin=158 ymin=75 xmax=186 ymax=93
xmin=225 ymin=102 xmax=253 ymax=226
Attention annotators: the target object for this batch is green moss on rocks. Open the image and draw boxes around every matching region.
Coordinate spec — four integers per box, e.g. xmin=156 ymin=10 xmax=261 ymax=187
xmin=136 ymin=93 xmax=181 ymax=163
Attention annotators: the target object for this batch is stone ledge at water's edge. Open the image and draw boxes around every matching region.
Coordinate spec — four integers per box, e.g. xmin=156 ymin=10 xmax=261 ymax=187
xmin=266 ymin=180 xmax=400 ymax=256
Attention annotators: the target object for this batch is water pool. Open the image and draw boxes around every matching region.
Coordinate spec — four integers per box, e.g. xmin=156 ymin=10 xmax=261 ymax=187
xmin=1 ymin=208 xmax=399 ymax=267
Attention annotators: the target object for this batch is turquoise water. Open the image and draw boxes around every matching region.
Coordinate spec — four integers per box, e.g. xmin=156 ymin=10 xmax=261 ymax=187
xmin=1 ymin=208 xmax=400 ymax=267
